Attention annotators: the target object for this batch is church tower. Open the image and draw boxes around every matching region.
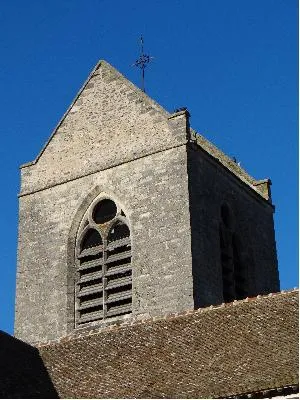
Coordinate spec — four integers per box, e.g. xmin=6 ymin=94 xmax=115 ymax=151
xmin=15 ymin=61 xmax=279 ymax=344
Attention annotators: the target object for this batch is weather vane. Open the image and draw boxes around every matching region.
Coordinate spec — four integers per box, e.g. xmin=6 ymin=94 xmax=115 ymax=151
xmin=132 ymin=35 xmax=154 ymax=93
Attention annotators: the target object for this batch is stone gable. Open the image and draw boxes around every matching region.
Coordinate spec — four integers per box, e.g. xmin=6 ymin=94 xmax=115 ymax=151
xmin=20 ymin=61 xmax=188 ymax=195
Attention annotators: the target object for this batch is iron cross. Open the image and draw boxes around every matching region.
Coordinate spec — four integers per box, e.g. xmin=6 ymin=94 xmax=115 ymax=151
xmin=133 ymin=36 xmax=153 ymax=93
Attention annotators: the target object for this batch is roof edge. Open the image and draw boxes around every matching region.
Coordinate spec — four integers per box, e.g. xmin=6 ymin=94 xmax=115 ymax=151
xmin=191 ymin=128 xmax=272 ymax=201
xmin=20 ymin=60 xmax=102 ymax=169
xmin=36 ymin=288 xmax=298 ymax=348
xmin=226 ymin=383 xmax=299 ymax=399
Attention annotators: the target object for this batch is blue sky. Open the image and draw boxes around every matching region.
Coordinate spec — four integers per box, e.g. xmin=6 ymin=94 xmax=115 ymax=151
xmin=0 ymin=0 xmax=298 ymax=335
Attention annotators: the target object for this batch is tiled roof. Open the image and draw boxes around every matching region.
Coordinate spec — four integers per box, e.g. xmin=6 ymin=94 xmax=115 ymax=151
xmin=38 ymin=290 xmax=299 ymax=399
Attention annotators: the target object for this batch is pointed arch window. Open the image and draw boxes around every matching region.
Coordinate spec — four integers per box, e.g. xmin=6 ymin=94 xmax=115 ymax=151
xmin=75 ymin=198 xmax=132 ymax=327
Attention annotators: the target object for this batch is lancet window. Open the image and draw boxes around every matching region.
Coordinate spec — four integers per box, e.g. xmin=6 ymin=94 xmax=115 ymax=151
xmin=219 ymin=203 xmax=248 ymax=302
xmin=75 ymin=197 xmax=132 ymax=327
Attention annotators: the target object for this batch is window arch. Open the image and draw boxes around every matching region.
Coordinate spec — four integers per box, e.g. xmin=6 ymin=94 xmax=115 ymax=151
xmin=75 ymin=197 xmax=132 ymax=327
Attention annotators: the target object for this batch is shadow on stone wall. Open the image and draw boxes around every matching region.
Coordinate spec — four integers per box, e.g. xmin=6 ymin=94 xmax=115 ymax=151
xmin=0 ymin=331 xmax=58 ymax=399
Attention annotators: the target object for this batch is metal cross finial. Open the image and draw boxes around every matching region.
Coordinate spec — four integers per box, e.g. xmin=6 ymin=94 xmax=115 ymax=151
xmin=132 ymin=35 xmax=153 ymax=93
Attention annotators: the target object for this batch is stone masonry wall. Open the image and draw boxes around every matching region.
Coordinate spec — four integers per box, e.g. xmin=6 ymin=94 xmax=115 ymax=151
xmin=15 ymin=145 xmax=193 ymax=344
xmin=187 ymin=144 xmax=279 ymax=308
xmin=15 ymin=61 xmax=194 ymax=344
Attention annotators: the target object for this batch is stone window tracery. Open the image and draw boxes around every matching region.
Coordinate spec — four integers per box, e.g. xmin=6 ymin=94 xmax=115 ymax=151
xmin=75 ymin=197 xmax=132 ymax=327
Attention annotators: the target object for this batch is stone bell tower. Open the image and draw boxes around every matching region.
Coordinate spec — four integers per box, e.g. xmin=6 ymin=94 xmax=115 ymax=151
xmin=15 ymin=60 xmax=279 ymax=344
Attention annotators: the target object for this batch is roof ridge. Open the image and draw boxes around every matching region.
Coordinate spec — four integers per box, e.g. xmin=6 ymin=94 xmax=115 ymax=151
xmin=35 ymin=288 xmax=298 ymax=348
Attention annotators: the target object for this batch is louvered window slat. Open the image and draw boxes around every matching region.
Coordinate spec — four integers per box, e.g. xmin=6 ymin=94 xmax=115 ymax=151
xmin=78 ymin=245 xmax=103 ymax=258
xmin=79 ymin=310 xmax=104 ymax=324
xmin=78 ymin=259 xmax=103 ymax=271
xmin=79 ymin=297 xmax=104 ymax=310
xmin=106 ymin=276 xmax=132 ymax=290
xmin=106 ymin=290 xmax=132 ymax=303
xmin=106 ymin=250 xmax=132 ymax=264
xmin=106 ymin=304 xmax=132 ymax=317
xmin=78 ymin=283 xmax=104 ymax=297
xmin=106 ymin=263 xmax=131 ymax=276
xmin=107 ymin=237 xmax=131 ymax=250
xmin=78 ymin=270 xmax=103 ymax=284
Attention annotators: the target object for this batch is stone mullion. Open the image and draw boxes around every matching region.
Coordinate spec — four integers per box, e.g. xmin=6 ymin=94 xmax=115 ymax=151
xmin=102 ymin=237 xmax=108 ymax=319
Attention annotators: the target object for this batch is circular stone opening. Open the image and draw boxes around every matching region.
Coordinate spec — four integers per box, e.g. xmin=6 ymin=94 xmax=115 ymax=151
xmin=92 ymin=199 xmax=117 ymax=224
